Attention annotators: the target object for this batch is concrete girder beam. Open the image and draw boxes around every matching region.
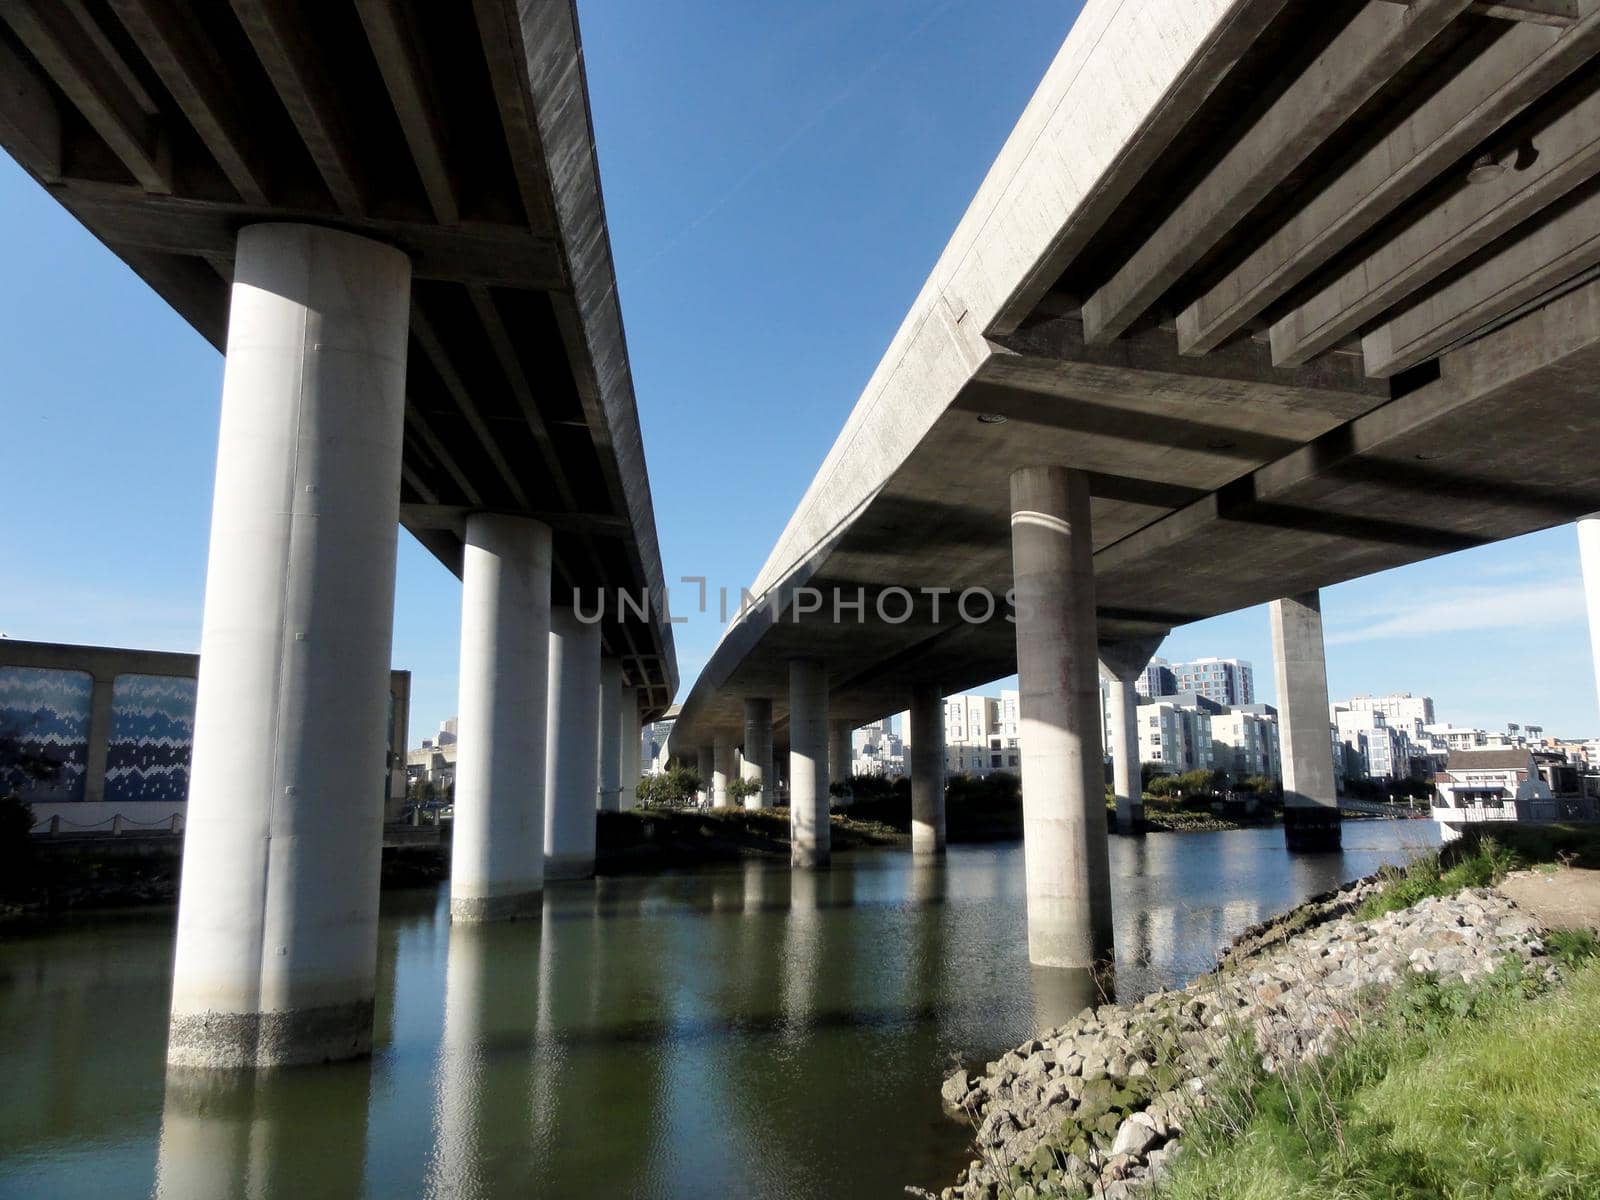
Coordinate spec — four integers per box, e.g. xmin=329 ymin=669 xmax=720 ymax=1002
xmin=1360 ymin=168 xmax=1600 ymax=376
xmin=1082 ymin=0 xmax=1473 ymax=345
xmin=1180 ymin=17 xmax=1581 ymax=356
xmin=1272 ymin=13 xmax=1600 ymax=368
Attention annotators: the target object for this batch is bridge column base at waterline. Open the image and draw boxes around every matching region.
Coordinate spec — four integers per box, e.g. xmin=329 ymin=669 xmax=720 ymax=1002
xmin=789 ymin=658 xmax=831 ymax=869
xmin=545 ymin=608 xmax=602 ymax=881
xmin=166 ymin=224 xmax=412 ymax=1069
xmin=1099 ymin=636 xmax=1164 ymax=839
xmin=742 ymin=696 xmax=774 ymax=809
xmin=1010 ymin=466 xmax=1115 ymax=974
xmin=1271 ymin=591 xmax=1342 ymax=854
xmin=909 ymin=683 xmax=946 ymax=855
xmin=450 ymin=514 xmax=553 ymax=925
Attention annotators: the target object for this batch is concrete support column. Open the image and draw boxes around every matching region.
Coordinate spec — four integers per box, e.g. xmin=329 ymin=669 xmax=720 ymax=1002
xmin=81 ymin=674 xmax=115 ymax=806
xmin=1106 ymin=676 xmax=1140 ymax=833
xmin=619 ymin=687 xmax=640 ymax=811
xmin=449 ymin=513 xmax=551 ymax=924
xmin=1009 ymin=466 xmax=1114 ymax=972
xmin=696 ymin=744 xmax=714 ymax=807
xmin=168 ymin=224 xmax=411 ymax=1068
xmin=741 ymin=697 xmax=773 ymax=809
xmin=828 ymin=720 xmax=852 ymax=787
xmin=909 ymin=684 xmax=945 ymax=855
xmin=789 ymin=657 xmax=830 ymax=869
xmin=712 ymin=735 xmax=735 ymax=808
xmin=1271 ymin=591 xmax=1341 ymax=851
xmin=597 ymin=658 xmax=623 ymax=813
xmin=545 ymin=608 xmax=601 ymax=879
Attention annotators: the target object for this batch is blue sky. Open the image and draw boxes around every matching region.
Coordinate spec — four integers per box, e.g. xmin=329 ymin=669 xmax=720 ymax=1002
xmin=2 ymin=0 xmax=1596 ymax=744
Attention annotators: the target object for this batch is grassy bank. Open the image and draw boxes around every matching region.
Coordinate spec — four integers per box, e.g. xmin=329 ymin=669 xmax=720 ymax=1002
xmin=1356 ymin=823 xmax=1600 ymax=921
xmin=1158 ymin=943 xmax=1600 ymax=1200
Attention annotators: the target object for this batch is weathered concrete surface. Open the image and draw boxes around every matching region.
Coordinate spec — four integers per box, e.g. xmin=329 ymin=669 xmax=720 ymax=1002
xmin=909 ymin=683 xmax=946 ymax=855
xmin=1271 ymin=591 xmax=1341 ymax=853
xmin=1099 ymin=637 xmax=1163 ymax=836
xmin=544 ymin=607 xmax=600 ymax=881
xmin=450 ymin=514 xmax=551 ymax=924
xmin=789 ymin=658 xmax=831 ymax=869
xmin=1012 ymin=467 xmax=1113 ymax=971
xmin=167 ymin=225 xmax=409 ymax=1069
xmin=742 ymin=697 xmax=774 ymax=810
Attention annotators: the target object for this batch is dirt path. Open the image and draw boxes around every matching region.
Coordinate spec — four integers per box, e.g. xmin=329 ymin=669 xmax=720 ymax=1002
xmin=1498 ymin=867 xmax=1600 ymax=932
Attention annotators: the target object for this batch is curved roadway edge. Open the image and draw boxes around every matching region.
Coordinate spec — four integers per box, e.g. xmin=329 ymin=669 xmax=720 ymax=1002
xmin=675 ymin=0 xmax=1270 ymax=745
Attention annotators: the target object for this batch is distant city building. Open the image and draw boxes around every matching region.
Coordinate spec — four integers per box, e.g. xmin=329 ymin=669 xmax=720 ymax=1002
xmin=406 ymin=716 xmax=460 ymax=791
xmin=642 ymin=716 xmax=675 ymax=774
xmin=1332 ymin=706 xmax=1411 ymax=783
xmin=1170 ymin=657 xmax=1254 ymax=706
xmin=1136 ymin=692 xmax=1219 ymax=773
xmin=852 ymin=718 xmax=904 ymax=777
xmin=941 ymin=690 xmax=1020 ymax=776
xmin=1422 ymin=723 xmax=1488 ymax=753
xmin=1209 ymin=704 xmax=1281 ymax=780
xmin=1134 ymin=656 xmax=1177 ymax=699
xmin=1343 ymin=693 xmax=1434 ymax=739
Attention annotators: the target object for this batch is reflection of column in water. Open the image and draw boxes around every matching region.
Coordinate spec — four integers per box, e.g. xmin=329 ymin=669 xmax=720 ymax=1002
xmin=370 ymin=901 xmax=406 ymax=1055
xmin=908 ymin=858 xmax=948 ymax=1022
xmin=1030 ymin=965 xmax=1104 ymax=1036
xmin=1289 ymin=842 xmax=1348 ymax=899
xmin=781 ymin=868 xmax=823 ymax=1032
xmin=529 ymin=882 xmax=672 ymax=1194
xmin=154 ymin=1063 xmax=372 ymax=1200
xmin=428 ymin=921 xmax=540 ymax=1198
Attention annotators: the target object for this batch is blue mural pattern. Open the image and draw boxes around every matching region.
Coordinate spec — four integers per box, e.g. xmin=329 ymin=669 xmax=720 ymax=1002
xmin=106 ymin=674 xmax=198 ymax=805
xmin=0 ymin=667 xmax=91 ymax=802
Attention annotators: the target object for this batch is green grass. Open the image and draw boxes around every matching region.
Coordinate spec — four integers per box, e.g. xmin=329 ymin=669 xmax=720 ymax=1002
xmin=1354 ymin=837 xmax=1522 ymax=921
xmin=1157 ymin=951 xmax=1600 ymax=1200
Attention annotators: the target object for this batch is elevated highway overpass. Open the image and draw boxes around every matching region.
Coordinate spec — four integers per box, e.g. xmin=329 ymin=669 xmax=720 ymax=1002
xmin=673 ymin=0 xmax=1600 ymax=972
xmin=0 ymin=0 xmax=674 ymax=1065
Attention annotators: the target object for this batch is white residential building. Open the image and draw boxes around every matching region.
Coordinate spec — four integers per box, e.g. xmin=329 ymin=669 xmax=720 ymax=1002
xmin=1136 ymin=695 xmax=1215 ymax=773
xmin=1422 ymin=723 xmax=1488 ymax=753
xmin=941 ymin=690 xmax=1021 ymax=776
xmin=1343 ymin=693 xmax=1435 ymax=740
xmin=1209 ymin=705 xmax=1281 ymax=780
xmin=1333 ymin=706 xmax=1412 ymax=782
xmin=853 ymin=718 xmax=904 ymax=777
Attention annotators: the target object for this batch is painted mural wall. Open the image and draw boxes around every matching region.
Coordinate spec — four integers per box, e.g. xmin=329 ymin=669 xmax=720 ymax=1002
xmin=106 ymin=674 xmax=199 ymax=805
xmin=0 ymin=666 xmax=92 ymax=802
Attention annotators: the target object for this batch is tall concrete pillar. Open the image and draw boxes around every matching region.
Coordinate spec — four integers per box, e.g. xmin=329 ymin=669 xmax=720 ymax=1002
xmin=545 ymin=608 xmax=601 ymax=879
xmin=619 ymin=687 xmax=640 ymax=811
xmin=81 ymin=673 xmax=115 ymax=806
xmin=909 ymin=684 xmax=945 ymax=855
xmin=450 ymin=514 xmax=552 ymax=923
xmin=741 ymin=697 xmax=773 ymax=809
xmin=789 ymin=657 xmax=830 ymax=869
xmin=1578 ymin=518 xmax=1600 ymax=717
xmin=696 ymin=744 xmax=714 ymax=807
xmin=1010 ymin=466 xmax=1114 ymax=973
xmin=712 ymin=735 xmax=735 ymax=808
xmin=1271 ymin=591 xmax=1341 ymax=851
xmin=1099 ymin=637 xmax=1162 ymax=836
xmin=828 ymin=720 xmax=852 ymax=786
xmin=168 ymin=224 xmax=410 ymax=1068
xmin=597 ymin=658 xmax=623 ymax=813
